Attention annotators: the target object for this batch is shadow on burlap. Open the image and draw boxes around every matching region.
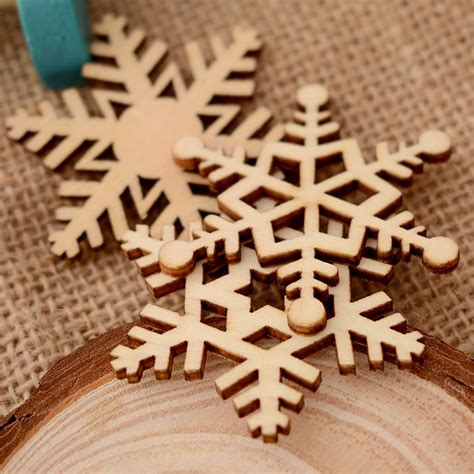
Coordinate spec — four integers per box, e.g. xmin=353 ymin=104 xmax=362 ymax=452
xmin=0 ymin=0 xmax=472 ymax=416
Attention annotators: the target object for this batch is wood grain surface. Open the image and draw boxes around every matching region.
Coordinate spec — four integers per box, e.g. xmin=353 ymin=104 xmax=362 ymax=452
xmin=1 ymin=324 xmax=472 ymax=472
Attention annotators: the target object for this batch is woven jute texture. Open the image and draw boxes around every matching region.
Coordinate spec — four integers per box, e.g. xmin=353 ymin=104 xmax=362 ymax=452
xmin=1 ymin=0 xmax=473 ymax=416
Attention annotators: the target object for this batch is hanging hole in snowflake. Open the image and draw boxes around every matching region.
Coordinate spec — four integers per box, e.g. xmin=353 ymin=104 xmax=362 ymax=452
xmin=242 ymin=186 xmax=291 ymax=211
xmin=327 ymin=179 xmax=377 ymax=205
xmin=314 ymin=153 xmax=346 ymax=184
xmin=243 ymin=326 xmax=291 ymax=350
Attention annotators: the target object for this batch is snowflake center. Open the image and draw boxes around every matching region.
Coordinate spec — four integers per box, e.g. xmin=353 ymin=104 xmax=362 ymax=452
xmin=113 ymin=98 xmax=203 ymax=179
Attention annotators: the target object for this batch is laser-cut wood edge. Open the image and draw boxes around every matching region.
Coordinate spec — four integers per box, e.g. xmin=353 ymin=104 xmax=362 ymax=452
xmin=0 ymin=323 xmax=472 ymax=468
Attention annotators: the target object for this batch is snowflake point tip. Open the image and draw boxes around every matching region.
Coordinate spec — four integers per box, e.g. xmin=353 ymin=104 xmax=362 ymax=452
xmin=288 ymin=296 xmax=327 ymax=335
xmin=422 ymin=236 xmax=459 ymax=273
xmin=418 ymin=130 xmax=452 ymax=162
xmin=159 ymin=240 xmax=196 ymax=276
xmin=296 ymin=83 xmax=329 ymax=109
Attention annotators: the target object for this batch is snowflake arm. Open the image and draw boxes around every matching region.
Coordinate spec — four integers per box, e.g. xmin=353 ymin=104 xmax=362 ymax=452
xmin=6 ymin=89 xmax=115 ymax=170
xmin=186 ymin=27 xmax=261 ymax=106
xmin=84 ymin=14 xmax=170 ymax=102
xmin=117 ymin=226 xmax=321 ymax=439
xmin=185 ymin=28 xmax=284 ymax=159
xmin=112 ymin=312 xmax=318 ymax=443
xmin=215 ymin=349 xmax=320 ymax=442
xmin=48 ymin=160 xmax=159 ymax=257
xmin=47 ymin=166 xmax=136 ymax=257
xmin=291 ymin=222 xmax=425 ymax=374
xmin=111 ymin=307 xmax=183 ymax=383
xmin=148 ymin=108 xmax=285 ymax=237
xmin=327 ymin=267 xmax=425 ymax=374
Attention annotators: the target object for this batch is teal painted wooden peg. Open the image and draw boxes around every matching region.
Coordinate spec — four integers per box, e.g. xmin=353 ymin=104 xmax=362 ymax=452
xmin=16 ymin=0 xmax=91 ymax=88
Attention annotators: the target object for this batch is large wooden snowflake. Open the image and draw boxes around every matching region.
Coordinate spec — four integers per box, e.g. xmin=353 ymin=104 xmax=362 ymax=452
xmin=112 ymin=221 xmax=422 ymax=442
xmin=158 ymin=83 xmax=459 ymax=334
xmin=111 ymin=84 xmax=458 ymax=442
xmin=6 ymin=14 xmax=282 ymax=257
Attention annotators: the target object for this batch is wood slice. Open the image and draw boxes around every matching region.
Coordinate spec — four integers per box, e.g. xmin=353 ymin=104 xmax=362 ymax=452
xmin=1 ymin=324 xmax=472 ymax=472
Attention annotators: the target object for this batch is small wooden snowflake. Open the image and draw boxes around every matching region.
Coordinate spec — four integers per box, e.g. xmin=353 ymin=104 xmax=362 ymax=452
xmin=159 ymin=83 xmax=459 ymax=333
xmin=6 ymin=14 xmax=282 ymax=257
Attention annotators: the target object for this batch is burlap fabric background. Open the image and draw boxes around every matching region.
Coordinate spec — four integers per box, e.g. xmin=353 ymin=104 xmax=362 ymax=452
xmin=1 ymin=0 xmax=472 ymax=416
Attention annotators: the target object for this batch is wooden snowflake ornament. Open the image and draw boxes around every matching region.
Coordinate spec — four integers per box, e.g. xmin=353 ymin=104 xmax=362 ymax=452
xmin=110 ymin=83 xmax=459 ymax=442
xmin=159 ymin=83 xmax=459 ymax=334
xmin=6 ymin=14 xmax=282 ymax=257
xmin=112 ymin=221 xmax=424 ymax=442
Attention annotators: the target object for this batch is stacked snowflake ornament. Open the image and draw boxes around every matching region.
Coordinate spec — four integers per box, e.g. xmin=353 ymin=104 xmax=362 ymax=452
xmin=111 ymin=84 xmax=459 ymax=442
xmin=6 ymin=14 xmax=282 ymax=257
xmin=162 ymin=84 xmax=459 ymax=333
